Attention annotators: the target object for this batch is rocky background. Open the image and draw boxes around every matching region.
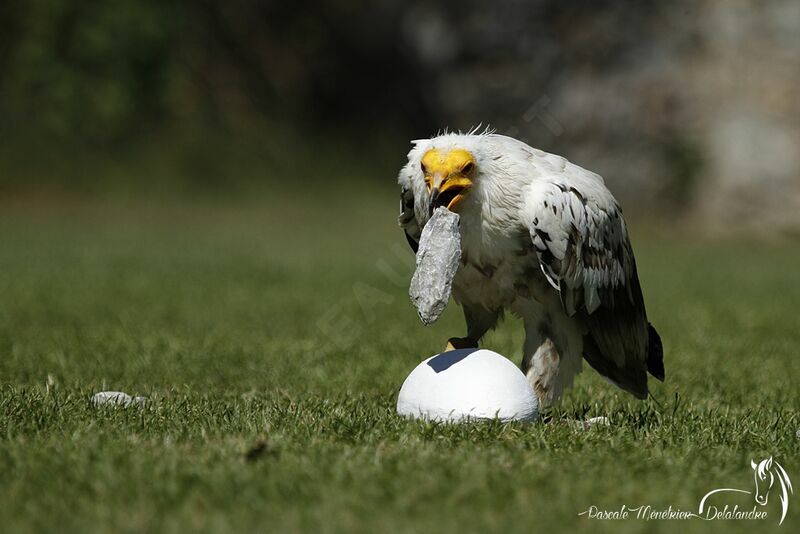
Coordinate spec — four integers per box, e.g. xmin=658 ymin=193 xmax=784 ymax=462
xmin=1 ymin=0 xmax=798 ymax=232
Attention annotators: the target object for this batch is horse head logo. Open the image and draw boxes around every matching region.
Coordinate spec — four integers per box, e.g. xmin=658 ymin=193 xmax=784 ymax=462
xmin=751 ymin=456 xmax=793 ymax=520
xmin=752 ymin=457 xmax=774 ymax=505
xmin=699 ymin=457 xmax=793 ymax=525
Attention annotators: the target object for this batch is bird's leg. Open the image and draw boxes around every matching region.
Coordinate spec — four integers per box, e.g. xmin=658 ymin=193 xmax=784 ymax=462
xmin=522 ymin=338 xmax=560 ymax=408
xmin=521 ymin=318 xmax=562 ymax=408
xmin=522 ymin=316 xmax=585 ymax=410
xmin=443 ymin=305 xmax=501 ymax=352
xmin=444 ymin=336 xmax=477 ymax=352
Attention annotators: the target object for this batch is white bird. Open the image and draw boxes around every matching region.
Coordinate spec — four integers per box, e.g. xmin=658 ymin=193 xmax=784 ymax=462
xmin=398 ymin=132 xmax=664 ymax=406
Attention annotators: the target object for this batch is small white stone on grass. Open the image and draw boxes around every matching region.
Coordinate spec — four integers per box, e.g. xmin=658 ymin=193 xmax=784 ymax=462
xmin=91 ymin=391 xmax=147 ymax=407
xmin=585 ymin=416 xmax=610 ymax=427
xmin=570 ymin=416 xmax=610 ymax=431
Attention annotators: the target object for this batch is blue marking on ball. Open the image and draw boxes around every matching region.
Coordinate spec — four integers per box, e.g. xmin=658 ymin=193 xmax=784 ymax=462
xmin=426 ymin=348 xmax=478 ymax=373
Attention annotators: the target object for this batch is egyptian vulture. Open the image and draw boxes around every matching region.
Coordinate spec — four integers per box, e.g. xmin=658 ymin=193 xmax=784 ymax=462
xmin=398 ymin=132 xmax=664 ymax=406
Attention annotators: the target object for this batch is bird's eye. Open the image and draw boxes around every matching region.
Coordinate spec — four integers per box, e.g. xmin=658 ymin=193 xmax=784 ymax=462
xmin=420 ymin=162 xmax=427 ymax=174
xmin=462 ymin=161 xmax=475 ymax=173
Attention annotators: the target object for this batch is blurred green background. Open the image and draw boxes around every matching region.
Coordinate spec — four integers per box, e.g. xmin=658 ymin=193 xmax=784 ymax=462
xmin=2 ymin=0 xmax=799 ymax=230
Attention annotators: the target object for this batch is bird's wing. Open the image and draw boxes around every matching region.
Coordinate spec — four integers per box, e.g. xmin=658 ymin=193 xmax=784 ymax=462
xmin=397 ymin=143 xmax=433 ymax=252
xmin=523 ymin=166 xmax=663 ymax=397
xmin=398 ymin=182 xmax=421 ymax=252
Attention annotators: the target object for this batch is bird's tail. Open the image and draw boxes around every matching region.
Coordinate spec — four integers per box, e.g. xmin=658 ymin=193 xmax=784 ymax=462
xmin=646 ymin=323 xmax=665 ymax=381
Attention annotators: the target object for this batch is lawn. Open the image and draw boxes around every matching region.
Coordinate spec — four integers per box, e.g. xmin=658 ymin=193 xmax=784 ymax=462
xmin=0 ymin=185 xmax=798 ymax=533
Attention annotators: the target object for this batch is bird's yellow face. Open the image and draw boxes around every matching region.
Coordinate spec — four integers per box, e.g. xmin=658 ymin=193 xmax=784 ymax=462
xmin=421 ymin=148 xmax=476 ymax=215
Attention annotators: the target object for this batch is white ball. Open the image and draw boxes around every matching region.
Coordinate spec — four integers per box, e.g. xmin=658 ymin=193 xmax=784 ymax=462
xmin=397 ymin=349 xmax=539 ymax=423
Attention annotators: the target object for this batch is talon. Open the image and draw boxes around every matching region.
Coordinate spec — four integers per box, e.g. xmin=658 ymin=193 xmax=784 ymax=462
xmin=444 ymin=336 xmax=477 ymax=352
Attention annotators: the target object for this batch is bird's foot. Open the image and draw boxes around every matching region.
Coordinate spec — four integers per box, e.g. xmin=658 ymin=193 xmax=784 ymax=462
xmin=444 ymin=336 xmax=477 ymax=352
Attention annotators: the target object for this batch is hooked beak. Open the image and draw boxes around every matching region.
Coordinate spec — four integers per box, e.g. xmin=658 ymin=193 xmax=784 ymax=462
xmin=428 ymin=172 xmax=472 ymax=217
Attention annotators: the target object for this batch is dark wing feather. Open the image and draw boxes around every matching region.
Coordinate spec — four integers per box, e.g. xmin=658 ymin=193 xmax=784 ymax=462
xmin=398 ymin=185 xmax=421 ymax=252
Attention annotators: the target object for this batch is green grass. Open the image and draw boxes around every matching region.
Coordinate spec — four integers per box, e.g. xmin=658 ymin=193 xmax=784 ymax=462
xmin=0 ymin=186 xmax=798 ymax=533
